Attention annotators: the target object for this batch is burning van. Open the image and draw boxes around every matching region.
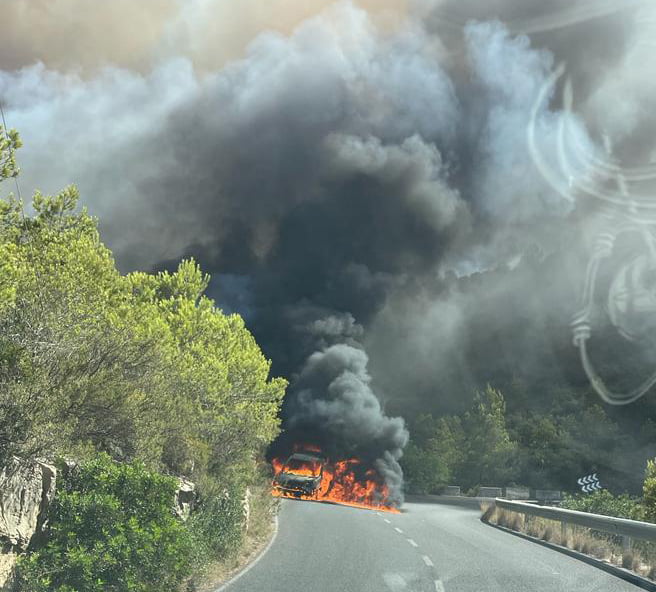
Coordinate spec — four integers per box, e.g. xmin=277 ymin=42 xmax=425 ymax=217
xmin=272 ymin=452 xmax=324 ymax=498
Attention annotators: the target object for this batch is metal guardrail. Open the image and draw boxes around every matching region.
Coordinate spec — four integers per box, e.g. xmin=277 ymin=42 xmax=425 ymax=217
xmin=477 ymin=486 xmax=501 ymax=497
xmin=434 ymin=485 xmax=562 ymax=502
xmin=534 ymin=489 xmax=561 ymax=502
xmin=495 ymin=498 xmax=656 ymax=550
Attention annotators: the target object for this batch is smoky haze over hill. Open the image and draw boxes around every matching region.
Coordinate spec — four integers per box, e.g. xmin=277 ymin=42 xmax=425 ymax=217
xmin=2 ymin=0 xmax=656 ymax=496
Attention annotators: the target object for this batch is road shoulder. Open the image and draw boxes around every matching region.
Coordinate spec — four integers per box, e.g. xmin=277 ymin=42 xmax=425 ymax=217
xmin=484 ymin=520 xmax=656 ymax=591
xmin=194 ymin=502 xmax=280 ymax=592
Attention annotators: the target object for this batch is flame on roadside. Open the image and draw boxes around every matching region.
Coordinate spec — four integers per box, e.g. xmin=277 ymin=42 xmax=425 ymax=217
xmin=271 ymin=448 xmax=400 ymax=513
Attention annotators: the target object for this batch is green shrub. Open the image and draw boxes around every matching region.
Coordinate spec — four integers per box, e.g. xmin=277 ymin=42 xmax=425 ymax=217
xmin=644 ymin=459 xmax=656 ymax=523
xmin=561 ymin=489 xmax=643 ymax=521
xmin=16 ymin=454 xmax=193 ymax=592
xmin=188 ymin=486 xmax=245 ymax=566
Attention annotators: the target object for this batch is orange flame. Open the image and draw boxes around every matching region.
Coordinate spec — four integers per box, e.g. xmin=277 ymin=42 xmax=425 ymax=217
xmin=271 ymin=448 xmax=400 ymax=513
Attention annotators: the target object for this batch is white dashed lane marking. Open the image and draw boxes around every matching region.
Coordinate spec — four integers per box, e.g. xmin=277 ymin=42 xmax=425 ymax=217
xmin=382 ymin=573 xmax=407 ymax=591
xmin=379 ymin=513 xmax=438 ymax=587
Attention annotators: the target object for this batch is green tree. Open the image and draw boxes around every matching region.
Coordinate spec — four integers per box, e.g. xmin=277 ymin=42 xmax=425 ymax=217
xmin=0 ymin=180 xmax=286 ymax=477
xmin=401 ymin=414 xmax=466 ymax=494
xmin=0 ymin=188 xmax=173 ymax=464
xmin=401 ymin=440 xmax=450 ymax=494
xmin=0 ymin=123 xmax=21 ymax=181
xmin=511 ymin=413 xmax=569 ymax=489
xmin=0 ymin=130 xmax=287 ymax=587
xmin=458 ymin=386 xmax=519 ymax=488
xmin=128 ymin=262 xmax=286 ymax=484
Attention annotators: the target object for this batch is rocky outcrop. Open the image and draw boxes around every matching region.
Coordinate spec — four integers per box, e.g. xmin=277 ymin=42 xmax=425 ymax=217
xmin=0 ymin=554 xmax=16 ymax=591
xmin=0 ymin=458 xmax=56 ymax=551
xmin=242 ymin=487 xmax=252 ymax=532
xmin=174 ymin=478 xmax=196 ymax=521
xmin=0 ymin=458 xmax=57 ymax=589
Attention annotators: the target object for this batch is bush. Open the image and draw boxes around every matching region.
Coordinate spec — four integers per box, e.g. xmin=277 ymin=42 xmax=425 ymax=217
xmin=561 ymin=489 xmax=643 ymax=521
xmin=644 ymin=459 xmax=656 ymax=523
xmin=188 ymin=486 xmax=245 ymax=566
xmin=16 ymin=455 xmax=193 ymax=592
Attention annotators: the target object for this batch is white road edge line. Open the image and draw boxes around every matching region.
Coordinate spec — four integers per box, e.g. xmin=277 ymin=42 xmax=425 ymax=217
xmin=384 ymin=518 xmax=391 ymax=524
xmin=422 ymin=555 xmax=434 ymax=567
xmin=407 ymin=538 xmax=419 ymax=547
xmin=215 ymin=514 xmax=280 ymax=591
xmin=434 ymin=580 xmax=446 ymax=592
xmin=394 ymin=527 xmax=403 ymax=534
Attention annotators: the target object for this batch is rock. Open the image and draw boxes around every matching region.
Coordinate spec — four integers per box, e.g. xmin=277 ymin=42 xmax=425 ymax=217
xmin=0 ymin=553 xmax=16 ymax=591
xmin=0 ymin=458 xmax=56 ymax=589
xmin=242 ymin=487 xmax=252 ymax=532
xmin=174 ymin=478 xmax=196 ymax=521
xmin=0 ymin=457 xmax=56 ymax=551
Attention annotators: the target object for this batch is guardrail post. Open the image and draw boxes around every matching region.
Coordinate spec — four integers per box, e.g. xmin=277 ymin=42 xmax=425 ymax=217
xmin=622 ymin=535 xmax=633 ymax=569
xmin=561 ymin=521 xmax=568 ymax=545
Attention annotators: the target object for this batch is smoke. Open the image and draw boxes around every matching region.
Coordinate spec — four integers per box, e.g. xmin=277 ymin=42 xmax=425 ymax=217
xmin=2 ymin=0 xmax=655 ymax=497
xmin=288 ymin=344 xmax=408 ymax=504
xmin=0 ymin=0 xmax=408 ymax=73
xmin=0 ymin=0 xmax=176 ymax=72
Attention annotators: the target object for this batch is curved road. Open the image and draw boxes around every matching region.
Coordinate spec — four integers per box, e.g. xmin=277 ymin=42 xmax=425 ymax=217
xmin=222 ymin=499 xmax=643 ymax=592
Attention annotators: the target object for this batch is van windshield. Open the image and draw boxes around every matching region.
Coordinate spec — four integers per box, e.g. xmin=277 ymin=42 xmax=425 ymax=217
xmin=285 ymin=459 xmax=321 ymax=476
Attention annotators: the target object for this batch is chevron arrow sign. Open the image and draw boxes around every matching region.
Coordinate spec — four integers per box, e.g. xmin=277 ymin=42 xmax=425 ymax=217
xmin=577 ymin=473 xmax=602 ymax=493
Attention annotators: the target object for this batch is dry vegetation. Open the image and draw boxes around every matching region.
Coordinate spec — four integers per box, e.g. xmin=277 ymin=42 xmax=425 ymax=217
xmin=481 ymin=504 xmax=656 ymax=581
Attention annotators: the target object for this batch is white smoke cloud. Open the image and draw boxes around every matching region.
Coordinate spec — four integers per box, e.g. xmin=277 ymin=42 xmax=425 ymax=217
xmin=584 ymin=4 xmax=656 ymax=144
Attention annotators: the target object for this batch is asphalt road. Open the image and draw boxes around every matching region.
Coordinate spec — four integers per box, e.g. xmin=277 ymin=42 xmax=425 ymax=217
xmin=221 ymin=498 xmax=644 ymax=592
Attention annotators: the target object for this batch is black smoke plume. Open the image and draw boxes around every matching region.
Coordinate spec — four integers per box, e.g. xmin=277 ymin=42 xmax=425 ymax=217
xmin=2 ymin=0 xmax=655 ymax=497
